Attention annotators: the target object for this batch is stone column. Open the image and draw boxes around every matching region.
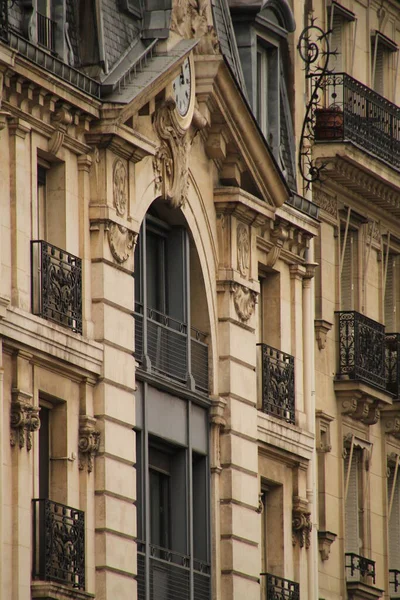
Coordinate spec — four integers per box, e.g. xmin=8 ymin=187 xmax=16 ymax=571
xmin=216 ymin=207 xmax=260 ymax=600
xmin=8 ymin=119 xmax=31 ymax=311
xmin=90 ymin=150 xmax=138 ymax=600
xmin=10 ymin=350 xmax=38 ymax=600
xmin=78 ymin=154 xmax=94 ymax=339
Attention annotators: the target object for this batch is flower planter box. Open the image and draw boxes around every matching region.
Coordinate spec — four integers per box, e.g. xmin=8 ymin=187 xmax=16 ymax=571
xmin=315 ymin=108 xmax=344 ymax=140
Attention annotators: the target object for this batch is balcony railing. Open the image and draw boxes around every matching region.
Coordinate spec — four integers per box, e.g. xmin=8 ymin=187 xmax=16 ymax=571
xmin=32 ymin=499 xmax=85 ymax=590
xmin=314 ymin=72 xmax=400 ymax=170
xmin=258 ymin=343 xmax=295 ymax=424
xmin=31 ymin=241 xmax=82 ymax=334
xmin=390 ymin=568 xmax=400 ymax=598
xmin=386 ymin=333 xmax=400 ymax=399
xmin=134 ymin=305 xmax=209 ymax=395
xmin=137 ymin=542 xmax=210 ymax=600
xmin=37 ymin=11 xmax=56 ymax=52
xmin=336 ymin=311 xmax=386 ymax=391
xmin=261 ymin=573 xmax=300 ymax=600
xmin=345 ymin=553 xmax=376 ymax=584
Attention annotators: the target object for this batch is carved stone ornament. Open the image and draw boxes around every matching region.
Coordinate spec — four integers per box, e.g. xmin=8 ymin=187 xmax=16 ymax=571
xmin=318 ymin=531 xmax=337 ymax=561
xmin=292 ymin=496 xmax=312 ymax=549
xmin=341 ymin=394 xmax=380 ymax=425
xmin=78 ymin=416 xmax=100 ymax=473
xmin=108 ymin=222 xmax=136 ymax=264
xmin=153 ymin=99 xmax=190 ymax=209
xmin=237 ymin=223 xmax=250 ymax=278
xmin=315 ymin=319 xmax=333 ymax=350
xmin=113 ymin=159 xmax=128 ymax=217
xmin=48 ymin=104 xmax=73 ymax=155
xmin=231 ymin=283 xmax=257 ymax=322
xmin=10 ymin=398 xmax=40 ymax=451
xmin=313 ymin=188 xmax=338 ymax=219
xmin=171 ymin=0 xmax=219 ymax=54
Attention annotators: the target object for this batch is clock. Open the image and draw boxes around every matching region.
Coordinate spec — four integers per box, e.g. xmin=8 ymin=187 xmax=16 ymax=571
xmin=172 ymin=57 xmax=192 ymax=117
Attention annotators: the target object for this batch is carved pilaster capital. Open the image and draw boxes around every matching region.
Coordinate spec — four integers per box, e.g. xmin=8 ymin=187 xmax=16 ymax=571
xmin=78 ymin=415 xmax=100 ymax=473
xmin=292 ymin=496 xmax=312 ymax=549
xmin=77 ymin=154 xmax=92 ymax=172
xmin=10 ymin=390 xmax=40 ymax=451
xmin=209 ymin=395 xmax=227 ymax=428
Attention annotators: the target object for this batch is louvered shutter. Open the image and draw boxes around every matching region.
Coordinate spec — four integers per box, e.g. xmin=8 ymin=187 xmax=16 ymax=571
xmin=345 ymin=451 xmax=360 ymax=554
xmin=331 ymin=14 xmax=343 ymax=72
xmin=389 ymin=471 xmax=400 ymax=570
xmin=374 ymin=43 xmax=385 ymax=95
xmin=385 ymin=256 xmax=396 ymax=332
xmin=341 ymin=231 xmax=358 ymax=310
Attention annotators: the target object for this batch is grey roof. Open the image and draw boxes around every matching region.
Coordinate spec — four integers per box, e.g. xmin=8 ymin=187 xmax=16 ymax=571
xmin=211 ymin=0 xmax=247 ymax=96
xmin=104 ymin=39 xmax=198 ymax=104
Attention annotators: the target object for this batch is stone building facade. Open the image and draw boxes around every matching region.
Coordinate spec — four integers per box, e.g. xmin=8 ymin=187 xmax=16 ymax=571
xmin=0 ymin=1 xmax=399 ymax=600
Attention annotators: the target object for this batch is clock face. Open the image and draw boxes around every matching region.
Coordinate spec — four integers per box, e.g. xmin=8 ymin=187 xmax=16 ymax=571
xmin=173 ymin=58 xmax=191 ymax=117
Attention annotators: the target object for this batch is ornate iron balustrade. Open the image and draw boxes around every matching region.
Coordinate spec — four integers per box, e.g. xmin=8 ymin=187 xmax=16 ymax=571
xmin=390 ymin=569 xmax=400 ymax=597
xmin=261 ymin=573 xmax=300 ymax=600
xmin=345 ymin=553 xmax=376 ymax=584
xmin=336 ymin=311 xmax=386 ymax=391
xmin=32 ymin=499 xmax=85 ymax=589
xmin=137 ymin=542 xmax=210 ymax=600
xmin=314 ymin=72 xmax=400 ymax=170
xmin=134 ymin=305 xmax=209 ymax=395
xmin=258 ymin=343 xmax=295 ymax=424
xmin=36 ymin=11 xmax=56 ymax=51
xmin=386 ymin=333 xmax=400 ymax=399
xmin=31 ymin=240 xmax=82 ymax=334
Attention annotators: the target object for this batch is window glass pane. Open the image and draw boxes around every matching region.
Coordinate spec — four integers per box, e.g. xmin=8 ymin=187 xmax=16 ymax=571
xmin=150 ymin=469 xmax=170 ymax=549
xmin=146 ymin=232 xmax=165 ymax=314
xmin=192 ymin=452 xmax=208 ymax=561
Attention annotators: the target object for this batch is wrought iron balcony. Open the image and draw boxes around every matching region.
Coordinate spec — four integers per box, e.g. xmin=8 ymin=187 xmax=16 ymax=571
xmin=258 ymin=343 xmax=295 ymax=424
xmin=314 ymin=72 xmax=400 ymax=170
xmin=137 ymin=542 xmax=210 ymax=600
xmin=345 ymin=553 xmax=376 ymax=584
xmin=36 ymin=11 xmax=56 ymax=52
xmin=336 ymin=311 xmax=386 ymax=391
xmin=386 ymin=333 xmax=400 ymax=399
xmin=134 ymin=305 xmax=209 ymax=395
xmin=261 ymin=573 xmax=300 ymax=600
xmin=390 ymin=569 xmax=400 ymax=598
xmin=31 ymin=240 xmax=82 ymax=334
xmin=32 ymin=499 xmax=85 ymax=590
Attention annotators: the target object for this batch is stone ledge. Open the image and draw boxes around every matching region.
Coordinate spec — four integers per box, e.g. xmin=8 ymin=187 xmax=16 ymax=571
xmin=346 ymin=580 xmax=383 ymax=600
xmin=257 ymin=411 xmax=314 ymax=461
xmin=31 ymin=581 xmax=95 ymax=600
xmin=1 ymin=306 xmax=103 ymax=378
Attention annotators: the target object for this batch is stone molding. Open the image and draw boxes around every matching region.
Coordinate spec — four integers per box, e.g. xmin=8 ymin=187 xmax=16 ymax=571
xmin=10 ymin=389 xmax=40 ymax=451
xmin=335 ymin=380 xmax=392 ymax=425
xmin=318 ymin=530 xmax=337 ymax=561
xmin=315 ymin=319 xmax=333 ymax=350
xmin=78 ymin=415 xmax=100 ymax=473
xmin=292 ymin=496 xmax=312 ymax=549
xmin=316 ymin=410 xmax=334 ymax=453
xmin=237 ymin=222 xmax=250 ymax=278
xmin=209 ymin=396 xmax=227 ymax=475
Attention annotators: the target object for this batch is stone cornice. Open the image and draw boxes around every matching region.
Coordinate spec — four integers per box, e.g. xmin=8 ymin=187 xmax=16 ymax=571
xmin=257 ymin=411 xmax=314 ymax=463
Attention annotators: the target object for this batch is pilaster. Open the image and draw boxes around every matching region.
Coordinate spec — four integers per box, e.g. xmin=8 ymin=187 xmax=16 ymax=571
xmin=290 ymin=265 xmax=306 ymax=423
xmin=8 ymin=118 xmax=31 ymax=311
xmin=78 ymin=154 xmax=94 ymax=339
xmin=90 ymin=148 xmax=137 ymax=600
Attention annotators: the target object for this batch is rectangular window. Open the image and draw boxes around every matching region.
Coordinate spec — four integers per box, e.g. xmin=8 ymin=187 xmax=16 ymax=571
xmin=37 ymin=165 xmax=47 ymax=240
xmin=344 ymin=449 xmax=362 ymax=556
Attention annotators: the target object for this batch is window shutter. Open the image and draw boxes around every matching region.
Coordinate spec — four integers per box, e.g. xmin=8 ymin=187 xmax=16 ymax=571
xmin=345 ymin=451 xmax=360 ymax=554
xmin=385 ymin=256 xmax=396 ymax=332
xmin=389 ymin=470 xmax=400 ymax=570
xmin=374 ymin=43 xmax=385 ymax=95
xmin=341 ymin=231 xmax=358 ymax=310
xmin=331 ymin=14 xmax=343 ymax=72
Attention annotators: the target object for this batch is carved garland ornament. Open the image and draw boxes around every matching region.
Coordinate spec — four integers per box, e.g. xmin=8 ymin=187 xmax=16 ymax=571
xmin=237 ymin=223 xmax=250 ymax=278
xmin=231 ymin=283 xmax=257 ymax=323
xmin=10 ymin=400 xmax=40 ymax=451
xmin=171 ymin=0 xmax=219 ymax=55
xmin=78 ymin=416 xmax=100 ymax=473
xmin=113 ymin=159 xmax=128 ymax=217
xmin=153 ymin=99 xmax=190 ymax=209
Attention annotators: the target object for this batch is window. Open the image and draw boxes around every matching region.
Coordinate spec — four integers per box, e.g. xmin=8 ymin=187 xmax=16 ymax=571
xmin=328 ymin=2 xmax=356 ymax=74
xmin=344 ymin=447 xmax=363 ymax=558
xmin=136 ymin=426 xmax=210 ymax=599
xmin=134 ymin=209 xmax=209 ymax=395
xmin=371 ymin=32 xmax=398 ymax=99
xmin=388 ymin=456 xmax=400 ymax=595
xmin=36 ymin=0 xmax=55 ymax=51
